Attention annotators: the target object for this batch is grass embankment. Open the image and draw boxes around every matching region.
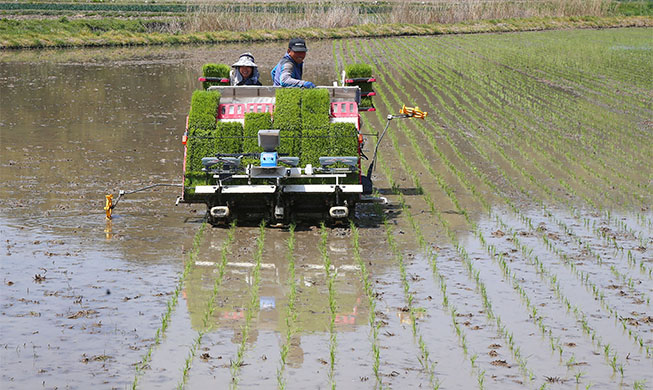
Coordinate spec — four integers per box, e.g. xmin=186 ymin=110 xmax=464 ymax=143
xmin=0 ymin=14 xmax=651 ymax=49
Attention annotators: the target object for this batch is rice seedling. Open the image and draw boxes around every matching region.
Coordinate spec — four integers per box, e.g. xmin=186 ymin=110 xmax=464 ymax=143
xmin=352 ymin=36 xmax=652 ymax=380
xmin=132 ymin=220 xmax=208 ymax=389
xmin=355 ymin=98 xmax=492 ymax=389
xmin=404 ymin=34 xmax=649 ymax=206
xmin=361 ymin=41 xmax=569 ymax=370
xmin=319 ymin=223 xmax=338 ymax=390
xmin=273 ymin=88 xmax=302 ymax=156
xmin=201 ymin=63 xmax=230 ymax=90
xmin=380 ymin=36 xmax=653 ymax=320
xmin=177 ymin=222 xmax=236 ymax=389
xmin=355 ymin=119 xmax=442 ymax=387
xmin=343 ymin=28 xmax=653 ymax=387
xmin=230 ymin=220 xmax=266 ymax=386
xmin=350 ymin=221 xmax=385 ymax=389
xmin=277 ymin=224 xmax=298 ymax=390
xmin=301 ymin=89 xmax=331 ymax=167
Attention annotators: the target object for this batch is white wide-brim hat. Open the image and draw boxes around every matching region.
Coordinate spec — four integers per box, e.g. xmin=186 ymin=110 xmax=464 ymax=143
xmin=232 ymin=53 xmax=257 ymax=68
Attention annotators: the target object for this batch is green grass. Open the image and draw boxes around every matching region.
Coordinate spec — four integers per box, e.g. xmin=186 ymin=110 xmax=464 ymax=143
xmin=329 ymin=123 xmax=358 ymax=157
xmin=186 ymin=90 xmax=220 ymax=179
xmin=214 ymin=121 xmax=243 ymax=154
xmin=273 ymin=88 xmax=303 ymax=157
xmin=300 ymin=88 xmax=331 ymax=166
xmin=201 ymin=63 xmax=230 ymax=89
xmin=616 ymin=1 xmax=653 ymax=16
xmin=345 ymin=63 xmax=374 ymax=108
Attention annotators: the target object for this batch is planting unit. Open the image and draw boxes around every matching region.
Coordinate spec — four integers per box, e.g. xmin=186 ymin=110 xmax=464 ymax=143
xmin=179 ymin=65 xmax=382 ymax=225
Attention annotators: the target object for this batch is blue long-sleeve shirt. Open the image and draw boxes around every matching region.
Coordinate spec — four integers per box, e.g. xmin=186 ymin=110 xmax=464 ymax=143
xmin=271 ymin=54 xmax=309 ymax=87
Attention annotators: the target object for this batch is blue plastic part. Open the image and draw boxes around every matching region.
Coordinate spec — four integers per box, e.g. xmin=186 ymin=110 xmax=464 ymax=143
xmin=260 ymin=151 xmax=278 ymax=167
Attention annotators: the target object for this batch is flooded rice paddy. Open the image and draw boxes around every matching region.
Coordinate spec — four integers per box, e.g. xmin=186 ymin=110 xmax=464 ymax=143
xmin=1 ymin=28 xmax=652 ymax=389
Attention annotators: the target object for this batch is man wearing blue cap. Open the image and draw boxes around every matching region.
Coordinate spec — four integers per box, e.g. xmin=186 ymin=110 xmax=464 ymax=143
xmin=271 ymin=38 xmax=316 ymax=88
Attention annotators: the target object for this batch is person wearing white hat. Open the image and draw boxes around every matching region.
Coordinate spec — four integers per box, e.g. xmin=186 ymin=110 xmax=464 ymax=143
xmin=230 ymin=53 xmax=262 ymax=86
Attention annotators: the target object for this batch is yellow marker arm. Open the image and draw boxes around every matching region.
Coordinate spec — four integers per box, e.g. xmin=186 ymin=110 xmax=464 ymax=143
xmin=400 ymin=105 xmax=428 ymax=119
xmin=104 ymin=194 xmax=113 ymax=220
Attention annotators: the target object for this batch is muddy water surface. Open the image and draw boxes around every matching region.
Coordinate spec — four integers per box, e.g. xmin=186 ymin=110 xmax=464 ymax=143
xmin=0 ymin=41 xmax=354 ymax=388
xmin=2 ymin=31 xmax=653 ymax=390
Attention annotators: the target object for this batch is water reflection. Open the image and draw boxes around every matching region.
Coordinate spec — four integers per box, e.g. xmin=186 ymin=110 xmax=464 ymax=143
xmin=183 ymin=230 xmax=367 ymax=367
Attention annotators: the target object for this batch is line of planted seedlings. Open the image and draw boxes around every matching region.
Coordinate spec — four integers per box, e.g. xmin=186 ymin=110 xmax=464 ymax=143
xmin=418 ymin=44 xmax=653 ymax=291
xmin=392 ymin=36 xmax=653 ymax=305
xmin=354 ymin=37 xmax=651 ymax=385
xmin=398 ymin=37 xmax=652 ymax=344
xmin=435 ymin=36 xmax=653 ymax=204
xmin=332 ymin=55 xmax=489 ymax=385
xmin=387 ymin=37 xmax=653 ymax=307
xmin=490 ymin=215 xmax=648 ymax=378
xmin=177 ymin=222 xmax=237 ymax=389
xmin=319 ymin=223 xmax=338 ymax=390
xmin=402 ymin=33 xmax=652 ymax=236
xmin=417 ymin=58 xmax=653 ymax=320
xmin=415 ymin=37 xmax=648 ymax=211
xmin=420 ymin=34 xmax=651 ymax=202
xmin=358 ymin=81 xmax=560 ymax=383
xmin=359 ymin=37 xmax=580 ymax=380
xmin=549 ymin=208 xmax=653 ymax=292
xmin=450 ymin=33 xmax=653 ymax=171
xmin=339 ymin=45 xmax=442 ymax=389
xmin=368 ymin=148 xmax=487 ymax=388
xmin=460 ymin=30 xmax=653 ymax=124
xmin=369 ymin=38 xmax=651 ymax=367
xmin=349 ymin=221 xmax=386 ymax=389
xmin=277 ymin=224 xmax=297 ymax=390
xmin=575 ymin=210 xmax=653 ymax=281
xmin=230 ymin=220 xmax=266 ymax=386
xmin=380 ymin=35 xmax=648 ymax=384
xmin=359 ymin=39 xmax=639 ymax=379
xmin=366 ymin=83 xmax=619 ymax=387
xmin=132 ymin=221 xmax=208 ymax=389
xmin=362 ymin=72 xmax=562 ymax=380
xmin=338 ymin=43 xmax=445 ymax=388
xmin=356 ymin=40 xmax=592 ymax=378
xmin=459 ymin=32 xmax=653 ymax=141
xmin=350 ymin=46 xmax=538 ymax=382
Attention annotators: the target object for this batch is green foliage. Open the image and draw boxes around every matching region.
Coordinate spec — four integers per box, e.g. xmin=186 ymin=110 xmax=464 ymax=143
xmin=615 ymin=1 xmax=653 ymax=16
xmin=188 ymin=90 xmax=220 ymax=131
xmin=273 ymin=88 xmax=303 ymax=156
xmin=330 ymin=122 xmax=358 ymax=157
xmin=300 ymin=88 xmax=331 ymax=166
xmin=243 ymin=112 xmax=272 ymax=166
xmin=345 ymin=62 xmax=374 ymax=108
xmin=360 ymin=96 xmax=374 ymax=107
xmin=183 ymin=172 xmax=210 ymax=194
xmin=186 ymin=128 xmax=215 ymax=175
xmin=202 ymin=63 xmax=230 ymax=90
xmin=186 ymin=90 xmax=219 ymax=176
xmin=344 ymin=63 xmax=373 ymax=78
xmin=214 ymin=121 xmax=243 ymax=154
